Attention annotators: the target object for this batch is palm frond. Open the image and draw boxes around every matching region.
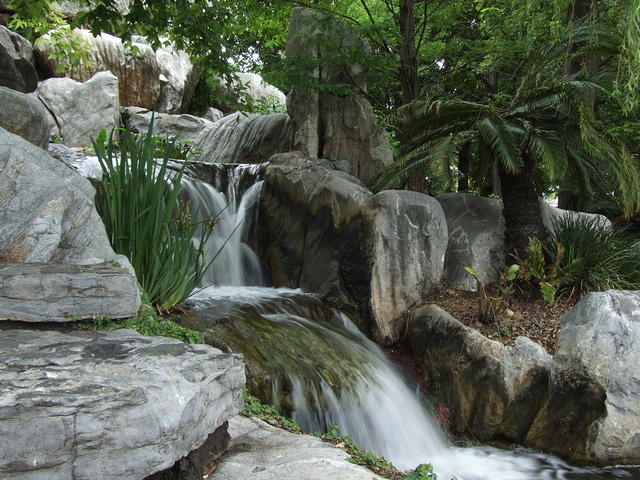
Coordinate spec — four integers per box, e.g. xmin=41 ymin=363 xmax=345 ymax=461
xmin=476 ymin=117 xmax=522 ymax=174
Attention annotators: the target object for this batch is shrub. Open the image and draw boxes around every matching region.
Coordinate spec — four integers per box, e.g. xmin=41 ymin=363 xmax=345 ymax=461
xmin=93 ymin=123 xmax=214 ymax=309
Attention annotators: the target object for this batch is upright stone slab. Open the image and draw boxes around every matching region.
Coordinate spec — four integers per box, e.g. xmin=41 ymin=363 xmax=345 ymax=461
xmin=0 ymin=329 xmax=245 ymax=480
xmin=0 ymin=86 xmax=51 ymax=149
xmin=0 ymin=26 xmax=37 ymax=93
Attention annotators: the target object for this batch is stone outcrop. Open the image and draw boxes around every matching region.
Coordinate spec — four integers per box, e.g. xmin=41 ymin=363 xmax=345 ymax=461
xmin=436 ymin=193 xmax=506 ymax=291
xmin=0 ymin=263 xmax=140 ymax=322
xmin=214 ymin=416 xmax=385 ymax=480
xmin=0 ymin=127 xmax=131 ymax=270
xmin=225 ymin=72 xmax=286 ymax=110
xmin=540 ymin=200 xmax=612 ymax=234
xmin=204 ymin=107 xmax=224 ymax=123
xmin=123 ymin=106 xmax=215 ymax=144
xmin=36 ymin=29 xmax=200 ymax=113
xmin=0 ymin=86 xmax=50 ymax=149
xmin=193 ymin=112 xmax=292 ymax=164
xmin=286 ymin=8 xmax=392 ymax=185
xmin=0 ymin=328 xmax=244 ymax=480
xmin=35 ymin=71 xmax=120 ymax=147
xmin=256 ymin=153 xmax=447 ymax=343
xmin=407 ymin=290 xmax=640 ymax=465
xmin=0 ymin=26 xmax=37 ymax=93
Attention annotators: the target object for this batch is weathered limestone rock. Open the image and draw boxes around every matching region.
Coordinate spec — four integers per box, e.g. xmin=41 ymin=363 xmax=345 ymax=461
xmin=0 ymin=328 xmax=245 ymax=480
xmin=540 ymin=200 xmax=611 ymax=234
xmin=436 ymin=193 xmax=506 ymax=291
xmin=0 ymin=86 xmax=50 ymax=148
xmin=214 ymin=416 xmax=385 ymax=480
xmin=122 ymin=106 xmax=215 ymax=145
xmin=194 ymin=112 xmax=292 ymax=164
xmin=53 ymin=0 xmax=131 ymax=17
xmin=407 ymin=305 xmax=553 ymax=441
xmin=368 ymin=191 xmax=447 ymax=342
xmin=257 ymin=153 xmax=445 ymax=343
xmin=527 ymin=290 xmax=640 ymax=465
xmin=0 ymin=263 xmax=140 ymax=322
xmin=228 ymin=72 xmax=286 ymax=109
xmin=204 ymin=107 xmax=224 ymax=123
xmin=36 ymin=30 xmax=161 ymax=110
xmin=0 ymin=127 xmax=131 ymax=269
xmin=36 ymin=71 xmax=120 ymax=148
xmin=286 ymin=7 xmax=392 ymax=184
xmin=0 ymin=26 xmax=37 ymax=93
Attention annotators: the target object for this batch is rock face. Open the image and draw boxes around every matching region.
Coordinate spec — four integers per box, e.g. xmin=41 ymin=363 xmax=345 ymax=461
xmin=214 ymin=416 xmax=385 ymax=480
xmin=35 ymin=71 xmax=120 ymax=147
xmin=193 ymin=112 xmax=292 ymax=164
xmin=0 ymin=328 xmax=245 ymax=480
xmin=529 ymin=290 xmax=640 ymax=464
xmin=36 ymin=29 xmax=200 ymax=113
xmin=286 ymin=8 xmax=392 ymax=185
xmin=0 ymin=127 xmax=131 ymax=269
xmin=436 ymin=193 xmax=506 ymax=291
xmin=0 ymin=26 xmax=37 ymax=93
xmin=228 ymin=72 xmax=286 ymax=110
xmin=257 ymin=153 xmax=446 ymax=343
xmin=0 ymin=87 xmax=51 ymax=148
xmin=123 ymin=106 xmax=215 ymax=144
xmin=204 ymin=107 xmax=224 ymax=123
xmin=408 ymin=290 xmax=640 ymax=465
xmin=540 ymin=200 xmax=612 ymax=233
xmin=0 ymin=263 xmax=140 ymax=322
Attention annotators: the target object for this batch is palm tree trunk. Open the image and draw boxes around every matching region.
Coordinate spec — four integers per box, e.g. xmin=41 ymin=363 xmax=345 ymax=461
xmin=499 ymin=153 xmax=546 ymax=261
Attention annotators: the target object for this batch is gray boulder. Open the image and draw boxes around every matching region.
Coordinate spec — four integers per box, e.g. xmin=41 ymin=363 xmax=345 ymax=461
xmin=215 ymin=416 xmax=384 ymax=480
xmin=0 ymin=127 xmax=131 ymax=269
xmin=368 ymin=191 xmax=447 ymax=342
xmin=36 ymin=71 xmax=120 ymax=148
xmin=436 ymin=193 xmax=506 ymax=291
xmin=0 ymin=26 xmax=37 ymax=93
xmin=0 ymin=86 xmax=50 ymax=148
xmin=0 ymin=328 xmax=244 ymax=480
xmin=0 ymin=263 xmax=140 ymax=322
xmin=286 ymin=8 xmax=392 ymax=185
xmin=122 ymin=106 xmax=215 ymax=144
xmin=194 ymin=112 xmax=292 ymax=164
xmin=540 ymin=200 xmax=611 ymax=233
xmin=204 ymin=107 xmax=224 ymax=123
xmin=225 ymin=72 xmax=286 ymax=110
xmin=257 ymin=153 xmax=445 ymax=343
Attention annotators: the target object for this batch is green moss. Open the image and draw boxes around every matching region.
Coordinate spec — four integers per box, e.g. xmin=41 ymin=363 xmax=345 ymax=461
xmin=76 ymin=304 xmax=205 ymax=344
xmin=242 ymin=388 xmax=302 ymax=432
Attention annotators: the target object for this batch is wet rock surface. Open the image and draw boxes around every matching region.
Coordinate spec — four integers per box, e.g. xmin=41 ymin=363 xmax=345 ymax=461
xmin=0 ymin=328 xmax=245 ymax=480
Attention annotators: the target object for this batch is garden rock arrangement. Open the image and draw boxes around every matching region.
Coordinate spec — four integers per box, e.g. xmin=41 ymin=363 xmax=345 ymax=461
xmin=0 ymin=328 xmax=244 ymax=480
xmin=407 ymin=290 xmax=640 ymax=465
xmin=214 ymin=416 xmax=385 ymax=480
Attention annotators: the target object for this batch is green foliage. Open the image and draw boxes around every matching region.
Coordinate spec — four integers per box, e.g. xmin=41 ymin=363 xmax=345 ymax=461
xmin=93 ymin=122 xmax=214 ymax=309
xmin=516 ymin=237 xmax=565 ymax=303
xmin=241 ymin=388 xmax=302 ymax=433
xmin=76 ymin=303 xmax=204 ymax=344
xmin=399 ymin=464 xmax=439 ymax=480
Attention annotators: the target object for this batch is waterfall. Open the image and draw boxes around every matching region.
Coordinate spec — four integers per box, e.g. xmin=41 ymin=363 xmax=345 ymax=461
xmin=181 ymin=165 xmax=639 ymax=480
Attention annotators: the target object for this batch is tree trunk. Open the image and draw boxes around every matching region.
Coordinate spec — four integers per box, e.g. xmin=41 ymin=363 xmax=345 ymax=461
xmin=499 ymin=153 xmax=546 ymax=262
xmin=457 ymin=141 xmax=471 ymax=192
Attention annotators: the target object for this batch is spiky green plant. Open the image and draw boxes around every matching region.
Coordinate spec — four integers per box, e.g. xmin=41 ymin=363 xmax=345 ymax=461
xmin=93 ymin=123 xmax=214 ymax=309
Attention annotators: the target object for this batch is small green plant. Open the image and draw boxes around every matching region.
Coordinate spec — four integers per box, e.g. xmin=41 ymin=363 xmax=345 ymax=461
xmin=76 ymin=304 xmax=204 ymax=344
xmin=464 ymin=266 xmax=495 ymax=323
xmin=93 ymin=120 xmax=215 ymax=309
xmin=400 ymin=464 xmax=439 ymax=480
xmin=516 ymin=237 xmax=565 ymax=303
xmin=242 ymin=389 xmax=302 ymax=433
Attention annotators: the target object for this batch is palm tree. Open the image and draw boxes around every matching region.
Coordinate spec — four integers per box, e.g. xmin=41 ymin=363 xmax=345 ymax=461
xmin=372 ymin=69 xmax=640 ymax=260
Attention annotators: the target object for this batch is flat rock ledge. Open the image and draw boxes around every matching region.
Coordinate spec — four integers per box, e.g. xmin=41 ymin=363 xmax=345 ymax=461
xmin=214 ymin=416 xmax=384 ymax=480
xmin=0 ymin=262 xmax=140 ymax=322
xmin=0 ymin=328 xmax=245 ymax=480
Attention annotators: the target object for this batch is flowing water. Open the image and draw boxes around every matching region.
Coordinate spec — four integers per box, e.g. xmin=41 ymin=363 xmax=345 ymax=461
xmin=176 ymin=163 xmax=640 ymax=480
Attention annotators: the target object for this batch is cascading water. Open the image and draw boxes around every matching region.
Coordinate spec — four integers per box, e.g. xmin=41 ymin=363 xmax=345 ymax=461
xmin=181 ymin=164 xmax=639 ymax=480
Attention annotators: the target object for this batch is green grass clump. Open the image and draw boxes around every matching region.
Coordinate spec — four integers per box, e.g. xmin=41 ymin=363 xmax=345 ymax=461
xmin=241 ymin=388 xmax=302 ymax=433
xmin=93 ymin=122 xmax=214 ymax=309
xmin=77 ymin=304 xmax=204 ymax=344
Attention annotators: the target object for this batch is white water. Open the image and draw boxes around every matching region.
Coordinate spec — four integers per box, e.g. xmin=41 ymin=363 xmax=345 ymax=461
xmin=184 ymin=166 xmax=638 ymax=480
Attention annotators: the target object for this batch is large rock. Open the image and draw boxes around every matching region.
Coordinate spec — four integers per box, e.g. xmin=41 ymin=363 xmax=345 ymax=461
xmin=540 ymin=200 xmax=612 ymax=234
xmin=0 ymin=263 xmax=140 ymax=322
xmin=436 ymin=193 xmax=506 ymax=291
xmin=368 ymin=191 xmax=447 ymax=342
xmin=122 ymin=106 xmax=215 ymax=144
xmin=0 ymin=127 xmax=131 ymax=269
xmin=36 ymin=29 xmax=200 ymax=113
xmin=222 ymin=72 xmax=286 ymax=111
xmin=214 ymin=416 xmax=385 ymax=480
xmin=257 ymin=153 xmax=445 ymax=343
xmin=36 ymin=71 xmax=120 ymax=147
xmin=0 ymin=328 xmax=244 ymax=480
xmin=0 ymin=26 xmax=37 ymax=93
xmin=0 ymin=86 xmax=50 ymax=148
xmin=286 ymin=8 xmax=392 ymax=185
xmin=527 ymin=290 xmax=640 ymax=464
xmin=193 ymin=112 xmax=292 ymax=164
